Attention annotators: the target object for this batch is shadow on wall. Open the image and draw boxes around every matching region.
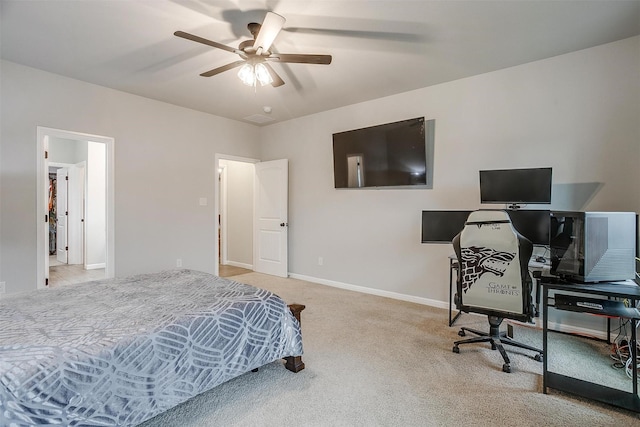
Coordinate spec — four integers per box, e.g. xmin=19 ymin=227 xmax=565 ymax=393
xmin=552 ymin=182 xmax=603 ymax=211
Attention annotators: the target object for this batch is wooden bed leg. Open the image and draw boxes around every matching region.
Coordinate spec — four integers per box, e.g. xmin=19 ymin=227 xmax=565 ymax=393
xmin=288 ymin=303 xmax=305 ymax=323
xmin=285 ymin=304 xmax=306 ymax=373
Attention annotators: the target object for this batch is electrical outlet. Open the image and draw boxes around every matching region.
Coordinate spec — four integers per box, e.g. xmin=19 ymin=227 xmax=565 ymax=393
xmin=0 ymin=282 xmax=5 ymax=294
xmin=176 ymin=259 xmax=182 ymax=268
xmin=318 ymin=257 xmax=323 ymax=266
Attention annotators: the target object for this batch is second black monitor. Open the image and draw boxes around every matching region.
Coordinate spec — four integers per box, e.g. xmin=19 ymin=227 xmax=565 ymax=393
xmin=421 ymin=209 xmax=550 ymax=246
xmin=421 ymin=210 xmax=471 ymax=243
xmin=506 ymin=209 xmax=550 ymax=246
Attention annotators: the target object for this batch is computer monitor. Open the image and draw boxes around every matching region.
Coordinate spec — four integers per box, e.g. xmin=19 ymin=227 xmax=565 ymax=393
xmin=479 ymin=167 xmax=552 ymax=205
xmin=421 ymin=210 xmax=471 ymax=243
xmin=506 ymin=209 xmax=550 ymax=246
xmin=421 ymin=209 xmax=551 ymax=245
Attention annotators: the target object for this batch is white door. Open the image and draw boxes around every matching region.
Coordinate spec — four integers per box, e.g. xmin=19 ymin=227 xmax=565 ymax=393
xmin=67 ymin=164 xmax=85 ymax=265
xmin=56 ymin=168 xmax=68 ymax=264
xmin=254 ymin=159 xmax=288 ymax=277
xmin=44 ymin=138 xmax=49 ymax=283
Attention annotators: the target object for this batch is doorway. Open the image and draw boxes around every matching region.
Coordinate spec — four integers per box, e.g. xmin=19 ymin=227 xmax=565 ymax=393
xmin=37 ymin=127 xmax=115 ymax=289
xmin=214 ymin=155 xmax=289 ymax=278
xmin=216 ymin=155 xmax=257 ymax=277
xmin=49 ymin=162 xmax=85 ymax=267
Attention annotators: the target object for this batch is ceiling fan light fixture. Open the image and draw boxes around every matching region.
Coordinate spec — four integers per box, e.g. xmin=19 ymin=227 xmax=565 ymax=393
xmin=176 ymin=11 xmax=330 ymax=89
xmin=255 ymin=63 xmax=273 ymax=86
xmin=237 ymin=63 xmax=256 ymax=86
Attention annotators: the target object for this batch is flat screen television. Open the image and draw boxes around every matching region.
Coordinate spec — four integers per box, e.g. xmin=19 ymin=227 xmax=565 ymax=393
xmin=421 ymin=210 xmax=471 ymax=243
xmin=479 ymin=167 xmax=552 ymax=205
xmin=333 ymin=117 xmax=435 ymax=189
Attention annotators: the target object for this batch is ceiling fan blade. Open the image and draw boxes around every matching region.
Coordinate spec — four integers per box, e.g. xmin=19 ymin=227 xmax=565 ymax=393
xmin=253 ymin=12 xmax=286 ymax=52
xmin=200 ymin=60 xmax=246 ymax=77
xmin=283 ymin=27 xmax=425 ymax=43
xmin=269 ymin=53 xmax=332 ymax=65
xmin=262 ymin=63 xmax=285 ymax=87
xmin=174 ymin=31 xmax=241 ymax=55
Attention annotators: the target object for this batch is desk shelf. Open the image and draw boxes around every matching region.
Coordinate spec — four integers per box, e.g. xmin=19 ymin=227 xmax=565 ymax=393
xmin=553 ymin=294 xmax=640 ymax=319
xmin=541 ymin=279 xmax=640 ymax=413
xmin=546 ymin=372 xmax=640 ymax=412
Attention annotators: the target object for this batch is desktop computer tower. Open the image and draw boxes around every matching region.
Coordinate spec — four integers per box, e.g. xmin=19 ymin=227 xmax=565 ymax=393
xmin=550 ymin=211 xmax=636 ymax=282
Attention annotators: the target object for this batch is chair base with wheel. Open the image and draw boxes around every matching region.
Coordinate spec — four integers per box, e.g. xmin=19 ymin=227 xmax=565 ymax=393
xmin=452 ymin=315 xmax=543 ymax=373
xmin=450 ymin=210 xmax=544 ymax=373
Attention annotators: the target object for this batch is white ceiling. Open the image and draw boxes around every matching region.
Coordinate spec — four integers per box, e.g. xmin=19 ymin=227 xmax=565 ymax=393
xmin=2 ymin=1 xmax=639 ymax=126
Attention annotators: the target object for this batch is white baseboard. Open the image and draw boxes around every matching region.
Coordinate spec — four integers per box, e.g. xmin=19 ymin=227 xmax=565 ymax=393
xmin=288 ymin=272 xmax=608 ymax=340
xmin=225 ymin=261 xmax=253 ymax=270
xmin=85 ymin=263 xmax=105 ymax=270
xmin=288 ymin=273 xmax=448 ymax=310
xmin=544 ymin=321 xmax=608 ymax=341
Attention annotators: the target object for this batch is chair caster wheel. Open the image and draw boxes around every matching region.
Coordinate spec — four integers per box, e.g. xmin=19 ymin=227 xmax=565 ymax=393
xmin=534 ymin=354 xmax=543 ymax=362
xmin=458 ymin=330 xmax=465 ymax=337
xmin=453 ymin=345 xmax=459 ymax=354
xmin=502 ymin=363 xmax=511 ymax=373
xmin=491 ymin=343 xmax=497 ymax=350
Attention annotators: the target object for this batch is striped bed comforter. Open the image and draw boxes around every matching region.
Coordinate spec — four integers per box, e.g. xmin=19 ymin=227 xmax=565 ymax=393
xmin=0 ymin=269 xmax=303 ymax=426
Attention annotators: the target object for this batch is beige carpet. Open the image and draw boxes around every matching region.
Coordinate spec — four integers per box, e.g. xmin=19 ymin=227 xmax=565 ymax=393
xmin=141 ymin=273 xmax=640 ymax=426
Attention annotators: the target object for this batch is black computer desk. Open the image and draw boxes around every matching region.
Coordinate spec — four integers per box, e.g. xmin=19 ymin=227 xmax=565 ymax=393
xmin=541 ymin=278 xmax=640 ymax=413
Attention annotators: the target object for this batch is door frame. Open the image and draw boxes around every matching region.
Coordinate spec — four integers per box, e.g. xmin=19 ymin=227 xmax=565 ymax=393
xmin=214 ymin=153 xmax=259 ymax=276
xmin=218 ymin=162 xmax=228 ymax=266
xmin=36 ymin=126 xmax=115 ymax=289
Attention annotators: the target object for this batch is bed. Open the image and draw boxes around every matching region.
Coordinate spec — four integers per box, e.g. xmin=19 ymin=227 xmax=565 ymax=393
xmin=0 ymin=269 xmax=304 ymax=426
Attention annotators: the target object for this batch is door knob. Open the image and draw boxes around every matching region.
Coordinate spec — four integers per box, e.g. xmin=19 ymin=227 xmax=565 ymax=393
xmin=280 ymin=222 xmax=288 ymax=227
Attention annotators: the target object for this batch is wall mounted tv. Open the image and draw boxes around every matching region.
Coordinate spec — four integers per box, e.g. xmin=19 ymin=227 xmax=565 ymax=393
xmin=333 ymin=117 xmax=435 ymax=189
xmin=479 ymin=167 xmax=552 ymax=206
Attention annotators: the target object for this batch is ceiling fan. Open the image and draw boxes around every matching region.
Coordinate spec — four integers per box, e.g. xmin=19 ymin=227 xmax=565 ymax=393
xmin=174 ymin=12 xmax=332 ymax=87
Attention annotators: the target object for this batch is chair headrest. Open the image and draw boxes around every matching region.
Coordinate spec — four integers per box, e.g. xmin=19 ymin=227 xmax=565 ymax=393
xmin=465 ymin=210 xmax=511 ymax=224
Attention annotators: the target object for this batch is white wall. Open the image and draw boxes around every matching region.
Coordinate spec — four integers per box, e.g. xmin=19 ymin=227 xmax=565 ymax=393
xmin=0 ymin=26 xmax=3 ymax=284
xmin=259 ymin=36 xmax=640 ymax=306
xmin=220 ymin=159 xmax=254 ymax=268
xmin=49 ymin=137 xmax=84 ymax=164
xmin=1 ymin=37 xmax=638 ymax=306
xmin=0 ymin=60 xmax=260 ymax=293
